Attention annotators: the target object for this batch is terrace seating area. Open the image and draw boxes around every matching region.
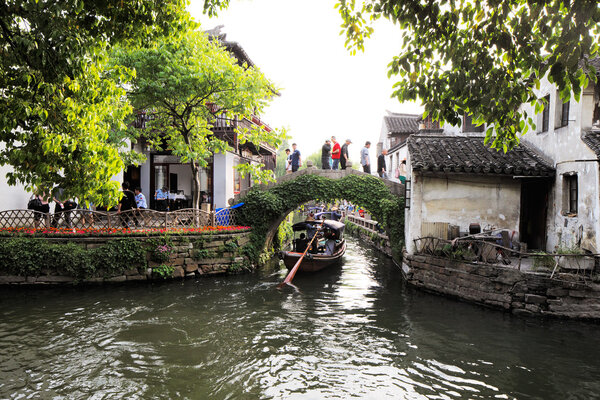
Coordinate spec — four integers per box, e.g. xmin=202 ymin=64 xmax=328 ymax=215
xmin=0 ymin=207 xmax=239 ymax=231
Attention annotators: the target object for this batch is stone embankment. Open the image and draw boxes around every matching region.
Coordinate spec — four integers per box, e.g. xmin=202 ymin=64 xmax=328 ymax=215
xmin=344 ymin=215 xmax=393 ymax=257
xmin=403 ymin=252 xmax=600 ymax=320
xmin=0 ymin=231 xmax=251 ymax=285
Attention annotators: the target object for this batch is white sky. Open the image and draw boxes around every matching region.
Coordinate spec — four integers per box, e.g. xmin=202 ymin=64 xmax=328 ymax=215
xmin=189 ymin=0 xmax=422 ymax=160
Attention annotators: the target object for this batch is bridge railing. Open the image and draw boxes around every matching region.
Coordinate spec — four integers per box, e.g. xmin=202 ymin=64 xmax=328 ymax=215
xmin=0 ymin=207 xmax=238 ymax=230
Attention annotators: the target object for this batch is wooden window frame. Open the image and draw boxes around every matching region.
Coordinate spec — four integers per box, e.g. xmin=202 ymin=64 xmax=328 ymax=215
xmin=463 ymin=114 xmax=485 ymax=133
xmin=564 ymin=174 xmax=578 ymax=215
xmin=541 ymin=95 xmax=550 ymax=133
xmin=560 ymin=100 xmax=570 ymax=128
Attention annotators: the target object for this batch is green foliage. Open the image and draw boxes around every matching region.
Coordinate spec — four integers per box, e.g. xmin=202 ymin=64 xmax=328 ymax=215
xmin=147 ymin=236 xmax=174 ymax=263
xmin=223 ymin=239 xmax=239 ymax=253
xmin=112 ymin=29 xmax=285 ymax=208
xmin=304 ymin=151 xmax=323 ymax=169
xmin=152 ymin=264 xmax=175 ymax=279
xmin=227 ymin=259 xmax=252 ymax=274
xmin=92 ymin=239 xmax=147 ymax=277
xmin=337 ymin=0 xmax=600 ymax=151
xmin=0 ymin=0 xmax=193 ymax=206
xmin=533 ymin=251 xmax=555 ymax=269
xmin=237 ymin=173 xmax=405 ymax=262
xmin=193 ymin=248 xmax=218 ymax=260
xmin=0 ymin=237 xmax=146 ymax=279
xmin=274 ymin=139 xmax=291 ymax=178
xmin=556 ymin=244 xmax=585 ymax=255
xmin=274 ymin=220 xmax=294 ymax=251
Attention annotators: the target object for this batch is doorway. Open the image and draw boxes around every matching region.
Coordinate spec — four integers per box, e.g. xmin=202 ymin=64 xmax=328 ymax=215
xmin=519 ymin=180 xmax=550 ymax=251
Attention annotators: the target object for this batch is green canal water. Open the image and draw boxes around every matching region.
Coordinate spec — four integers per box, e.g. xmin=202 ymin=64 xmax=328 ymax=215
xmin=1 ymin=236 xmax=599 ymax=399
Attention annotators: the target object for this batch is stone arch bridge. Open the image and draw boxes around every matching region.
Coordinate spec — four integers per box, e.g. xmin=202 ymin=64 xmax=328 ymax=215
xmin=234 ymin=166 xmax=406 ymax=259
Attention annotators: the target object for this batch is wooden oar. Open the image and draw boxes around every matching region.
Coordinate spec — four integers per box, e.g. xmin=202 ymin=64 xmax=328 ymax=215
xmin=277 ymin=225 xmax=322 ymax=289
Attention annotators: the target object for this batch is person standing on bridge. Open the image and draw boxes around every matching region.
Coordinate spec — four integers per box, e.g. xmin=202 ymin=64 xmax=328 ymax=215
xmin=321 ymin=139 xmax=331 ymax=170
xmin=291 ymin=143 xmax=302 ymax=172
xmin=361 ymin=141 xmax=371 ymax=174
xmin=340 ymin=139 xmax=351 ymax=170
xmin=377 ymin=149 xmax=388 ymax=178
xmin=285 ymin=148 xmax=292 ymax=174
xmin=331 ymin=136 xmax=341 ymax=170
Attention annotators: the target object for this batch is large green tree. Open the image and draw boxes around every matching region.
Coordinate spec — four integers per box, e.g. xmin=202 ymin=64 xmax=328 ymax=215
xmin=113 ymin=29 xmax=284 ymax=209
xmin=0 ymin=0 xmax=193 ymax=205
xmin=338 ymin=0 xmax=600 ymax=150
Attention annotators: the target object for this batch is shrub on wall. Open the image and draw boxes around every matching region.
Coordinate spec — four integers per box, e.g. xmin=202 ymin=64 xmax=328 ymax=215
xmin=237 ymin=174 xmax=405 ymax=262
xmin=0 ymin=237 xmax=147 ymax=279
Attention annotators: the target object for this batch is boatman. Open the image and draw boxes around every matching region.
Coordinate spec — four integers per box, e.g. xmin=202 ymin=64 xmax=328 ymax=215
xmin=305 ymin=214 xmax=319 ymax=253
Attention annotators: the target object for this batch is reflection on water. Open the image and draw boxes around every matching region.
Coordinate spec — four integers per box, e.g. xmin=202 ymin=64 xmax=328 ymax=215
xmin=1 ymin=237 xmax=600 ymax=399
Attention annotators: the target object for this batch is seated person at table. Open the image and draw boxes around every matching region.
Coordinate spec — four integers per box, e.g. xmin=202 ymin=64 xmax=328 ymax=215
xmin=295 ymin=233 xmax=308 ymax=253
xmin=155 ymin=186 xmax=168 ymax=211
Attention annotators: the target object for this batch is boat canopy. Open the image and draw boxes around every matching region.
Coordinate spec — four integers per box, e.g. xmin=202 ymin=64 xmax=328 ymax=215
xmin=322 ymin=220 xmax=345 ymax=237
xmin=292 ymin=221 xmax=314 ymax=232
xmin=291 ymin=220 xmax=345 ymax=238
xmin=314 ymin=211 xmax=342 ymax=221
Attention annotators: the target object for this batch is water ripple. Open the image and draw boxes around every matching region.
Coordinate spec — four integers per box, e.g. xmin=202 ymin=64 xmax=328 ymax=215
xmin=1 ymin=238 xmax=600 ymax=399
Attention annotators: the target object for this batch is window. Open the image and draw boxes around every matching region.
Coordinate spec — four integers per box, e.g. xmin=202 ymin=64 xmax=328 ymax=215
xmin=541 ymin=95 xmax=550 ymax=132
xmin=564 ymin=174 xmax=578 ymax=215
xmin=420 ymin=115 xmax=440 ymax=130
xmin=555 ymin=91 xmax=570 ymax=128
xmin=560 ymin=100 xmax=570 ymax=127
xmin=463 ymin=114 xmax=484 ymax=133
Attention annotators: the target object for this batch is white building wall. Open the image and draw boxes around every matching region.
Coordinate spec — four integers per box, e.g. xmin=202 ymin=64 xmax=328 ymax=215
xmin=387 ymin=143 xmax=408 ymax=182
xmin=168 ymin=164 xmax=193 ymax=196
xmin=406 ymin=171 xmax=522 ymax=254
xmin=213 ymin=151 xmax=236 ymax=210
xmin=0 ymin=165 xmax=32 ymax=210
xmin=520 ymin=78 xmax=600 ymax=252
xmin=140 ymin=150 xmax=151 ymax=200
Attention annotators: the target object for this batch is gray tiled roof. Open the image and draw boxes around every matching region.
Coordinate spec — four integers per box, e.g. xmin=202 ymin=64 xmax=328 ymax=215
xmin=384 ymin=113 xmax=420 ymax=134
xmin=582 ymin=130 xmax=600 ymax=158
xmin=408 ymin=135 xmax=555 ymax=176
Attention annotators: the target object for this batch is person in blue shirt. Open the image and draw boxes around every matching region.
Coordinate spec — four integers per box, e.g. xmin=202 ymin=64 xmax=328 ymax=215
xmin=155 ymin=186 xmax=169 ymax=211
xmin=134 ymin=187 xmax=147 ymax=209
xmin=360 ymin=141 xmax=371 ymax=174
xmin=290 ymin=143 xmax=302 ymax=172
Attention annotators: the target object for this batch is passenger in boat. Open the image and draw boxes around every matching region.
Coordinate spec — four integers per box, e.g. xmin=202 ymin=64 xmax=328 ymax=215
xmin=324 ymin=231 xmax=337 ymax=256
xmin=295 ymin=233 xmax=308 ymax=253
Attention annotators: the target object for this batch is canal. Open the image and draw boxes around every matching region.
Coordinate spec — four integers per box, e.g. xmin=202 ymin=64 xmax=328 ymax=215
xmin=1 ymin=236 xmax=599 ymax=399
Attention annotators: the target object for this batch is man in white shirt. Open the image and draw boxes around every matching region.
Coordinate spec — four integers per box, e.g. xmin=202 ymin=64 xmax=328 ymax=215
xmin=360 ymin=141 xmax=371 ymax=173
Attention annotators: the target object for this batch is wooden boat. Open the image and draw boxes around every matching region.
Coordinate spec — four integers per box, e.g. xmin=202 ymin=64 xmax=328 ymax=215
xmin=281 ymin=219 xmax=346 ymax=272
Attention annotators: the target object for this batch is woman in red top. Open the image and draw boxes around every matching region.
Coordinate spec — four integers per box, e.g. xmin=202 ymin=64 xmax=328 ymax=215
xmin=331 ymin=136 xmax=341 ymax=170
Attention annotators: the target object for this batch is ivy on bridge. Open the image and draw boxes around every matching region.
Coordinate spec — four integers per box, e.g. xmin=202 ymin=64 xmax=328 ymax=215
xmin=236 ymin=172 xmax=405 ymax=263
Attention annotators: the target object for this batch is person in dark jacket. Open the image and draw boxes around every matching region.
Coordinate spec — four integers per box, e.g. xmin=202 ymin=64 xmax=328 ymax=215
xmin=118 ymin=181 xmax=137 ymax=228
xmin=340 ymin=139 xmax=351 ymax=170
xmin=321 ymin=139 xmax=331 ymax=169
xmin=377 ymin=149 xmax=388 ymax=178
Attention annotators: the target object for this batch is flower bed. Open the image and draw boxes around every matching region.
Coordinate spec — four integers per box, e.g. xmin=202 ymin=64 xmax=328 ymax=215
xmin=0 ymin=226 xmax=251 ymax=238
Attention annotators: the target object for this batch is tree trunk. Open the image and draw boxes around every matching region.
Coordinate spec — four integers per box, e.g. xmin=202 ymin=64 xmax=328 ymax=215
xmin=190 ymin=161 xmax=201 ymax=210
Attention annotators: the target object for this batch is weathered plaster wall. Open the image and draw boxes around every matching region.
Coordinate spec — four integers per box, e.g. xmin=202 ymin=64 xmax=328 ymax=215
xmin=406 ymin=172 xmax=521 ymax=254
xmin=520 ymin=78 xmax=600 ymax=252
xmin=403 ymin=253 xmax=600 ymax=320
